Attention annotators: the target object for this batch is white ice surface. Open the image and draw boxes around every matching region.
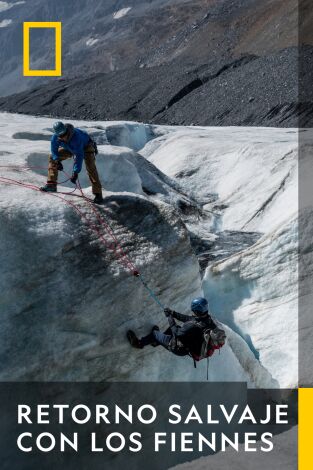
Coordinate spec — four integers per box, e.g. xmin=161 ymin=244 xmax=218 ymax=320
xmin=142 ymin=126 xmax=297 ymax=232
xmin=0 ymin=113 xmax=298 ymax=388
xmin=142 ymin=125 xmax=298 ymax=388
xmin=203 ymin=217 xmax=298 ymax=388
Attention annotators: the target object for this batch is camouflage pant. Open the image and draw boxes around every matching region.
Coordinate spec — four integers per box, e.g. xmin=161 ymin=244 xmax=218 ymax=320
xmin=47 ymin=144 xmax=102 ymax=195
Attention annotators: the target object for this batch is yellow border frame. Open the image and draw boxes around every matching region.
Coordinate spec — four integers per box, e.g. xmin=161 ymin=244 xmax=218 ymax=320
xmin=299 ymin=388 xmax=313 ymax=469
xmin=23 ymin=22 xmax=62 ymax=76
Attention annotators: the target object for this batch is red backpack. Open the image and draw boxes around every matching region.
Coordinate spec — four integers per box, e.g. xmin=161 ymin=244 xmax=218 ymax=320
xmin=191 ymin=326 xmax=226 ymax=362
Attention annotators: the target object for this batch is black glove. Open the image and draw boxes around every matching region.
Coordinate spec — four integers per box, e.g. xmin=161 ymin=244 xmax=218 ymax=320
xmin=57 ymin=161 xmax=63 ymax=171
xmin=164 ymin=308 xmax=173 ymax=317
xmin=70 ymin=172 xmax=78 ymax=184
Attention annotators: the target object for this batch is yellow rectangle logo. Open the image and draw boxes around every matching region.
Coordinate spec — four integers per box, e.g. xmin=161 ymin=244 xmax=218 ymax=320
xmin=23 ymin=22 xmax=62 ymax=77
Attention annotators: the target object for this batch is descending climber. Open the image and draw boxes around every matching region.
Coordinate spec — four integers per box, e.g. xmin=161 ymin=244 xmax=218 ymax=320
xmin=127 ymin=297 xmax=226 ymax=361
xmin=40 ymin=121 xmax=103 ymax=204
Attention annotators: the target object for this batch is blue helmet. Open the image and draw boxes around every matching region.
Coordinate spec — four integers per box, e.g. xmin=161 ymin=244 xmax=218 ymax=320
xmin=191 ymin=297 xmax=209 ymax=315
xmin=53 ymin=121 xmax=67 ymax=136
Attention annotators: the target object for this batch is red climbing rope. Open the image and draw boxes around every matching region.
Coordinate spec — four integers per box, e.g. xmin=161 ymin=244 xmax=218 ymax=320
xmin=0 ymin=174 xmax=135 ymax=273
xmin=0 ymin=165 xmax=165 ymax=309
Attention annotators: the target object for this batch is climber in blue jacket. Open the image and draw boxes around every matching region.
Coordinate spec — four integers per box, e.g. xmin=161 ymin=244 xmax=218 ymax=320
xmin=40 ymin=121 xmax=103 ymax=204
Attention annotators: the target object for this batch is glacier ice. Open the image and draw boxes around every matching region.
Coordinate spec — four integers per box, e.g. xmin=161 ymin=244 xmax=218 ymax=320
xmin=0 ymin=113 xmax=298 ymax=387
xmin=143 ymin=124 xmax=298 ymax=388
xmin=203 ymin=217 xmax=297 ymax=388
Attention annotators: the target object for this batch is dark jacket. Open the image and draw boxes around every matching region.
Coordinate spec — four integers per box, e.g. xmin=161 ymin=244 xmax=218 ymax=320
xmin=168 ymin=311 xmax=217 ymax=356
xmin=169 ymin=311 xmax=216 ymax=336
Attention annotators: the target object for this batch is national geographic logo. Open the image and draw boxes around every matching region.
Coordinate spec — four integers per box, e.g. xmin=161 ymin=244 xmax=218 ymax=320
xmin=23 ymin=22 xmax=62 ymax=77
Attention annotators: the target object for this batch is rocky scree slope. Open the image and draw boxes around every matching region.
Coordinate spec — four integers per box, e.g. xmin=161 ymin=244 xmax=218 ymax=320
xmin=0 ymin=0 xmax=301 ymax=96
xmin=2 ymin=47 xmax=312 ymax=127
xmin=1 ymin=0 xmax=312 ymax=126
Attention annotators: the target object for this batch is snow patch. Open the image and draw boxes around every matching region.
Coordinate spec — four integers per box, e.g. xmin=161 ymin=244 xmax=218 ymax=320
xmin=0 ymin=19 xmax=12 ymax=28
xmin=86 ymin=38 xmax=99 ymax=47
xmin=0 ymin=1 xmax=24 ymax=13
xmin=113 ymin=7 xmax=132 ymax=19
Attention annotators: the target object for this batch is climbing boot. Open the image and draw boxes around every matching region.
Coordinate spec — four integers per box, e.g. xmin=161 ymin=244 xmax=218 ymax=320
xmin=127 ymin=330 xmax=143 ymax=349
xmin=93 ymin=193 xmax=104 ymax=204
xmin=40 ymin=182 xmax=57 ymax=193
xmin=141 ymin=325 xmax=160 ymax=348
xmin=150 ymin=325 xmax=160 ymax=347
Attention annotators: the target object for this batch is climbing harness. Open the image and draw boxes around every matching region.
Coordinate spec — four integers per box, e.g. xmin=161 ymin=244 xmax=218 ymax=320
xmin=0 ymin=164 xmax=165 ymax=311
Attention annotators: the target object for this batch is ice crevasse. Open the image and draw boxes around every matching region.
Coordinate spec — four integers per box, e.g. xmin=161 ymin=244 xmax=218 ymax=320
xmin=0 ymin=113 xmax=300 ymax=388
